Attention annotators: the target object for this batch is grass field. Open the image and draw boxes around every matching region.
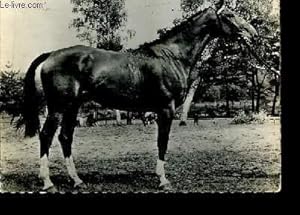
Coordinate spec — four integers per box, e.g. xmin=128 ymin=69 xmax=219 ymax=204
xmin=0 ymin=117 xmax=281 ymax=193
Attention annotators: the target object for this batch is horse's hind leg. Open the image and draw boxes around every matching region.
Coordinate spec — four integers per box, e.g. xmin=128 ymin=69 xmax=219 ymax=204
xmin=39 ymin=112 xmax=61 ymax=190
xmin=58 ymin=105 xmax=83 ymax=188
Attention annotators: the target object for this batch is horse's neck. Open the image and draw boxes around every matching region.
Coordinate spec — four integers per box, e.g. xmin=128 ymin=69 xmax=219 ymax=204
xmin=150 ymin=20 xmax=214 ymax=72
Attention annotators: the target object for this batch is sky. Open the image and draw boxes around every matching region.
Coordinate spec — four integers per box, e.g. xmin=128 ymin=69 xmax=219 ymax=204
xmin=0 ymin=0 xmax=279 ymax=72
xmin=0 ymin=0 xmax=182 ymax=71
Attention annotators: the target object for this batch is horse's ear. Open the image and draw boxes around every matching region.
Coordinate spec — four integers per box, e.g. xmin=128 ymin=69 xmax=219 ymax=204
xmin=78 ymin=54 xmax=94 ymax=72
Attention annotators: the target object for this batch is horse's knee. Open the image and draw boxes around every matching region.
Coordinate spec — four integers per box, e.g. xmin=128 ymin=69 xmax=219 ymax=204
xmin=39 ymin=127 xmax=54 ymax=143
xmin=39 ymin=129 xmax=47 ymax=139
xmin=58 ymin=133 xmax=73 ymax=157
xmin=58 ymin=133 xmax=72 ymax=145
xmin=39 ymin=129 xmax=56 ymax=157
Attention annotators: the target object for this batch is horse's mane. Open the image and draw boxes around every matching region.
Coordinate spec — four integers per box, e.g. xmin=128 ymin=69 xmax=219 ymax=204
xmin=134 ymin=7 xmax=213 ymax=54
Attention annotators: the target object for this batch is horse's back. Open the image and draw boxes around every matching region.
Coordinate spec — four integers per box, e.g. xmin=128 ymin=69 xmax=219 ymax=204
xmin=39 ymin=45 xmax=186 ymax=111
xmin=42 ymin=45 xmax=114 ymax=71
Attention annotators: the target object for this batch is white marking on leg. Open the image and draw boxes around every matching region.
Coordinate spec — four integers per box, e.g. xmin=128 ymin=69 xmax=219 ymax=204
xmin=39 ymin=155 xmax=54 ymax=190
xmin=156 ymin=159 xmax=170 ymax=187
xmin=65 ymin=156 xmax=83 ymax=187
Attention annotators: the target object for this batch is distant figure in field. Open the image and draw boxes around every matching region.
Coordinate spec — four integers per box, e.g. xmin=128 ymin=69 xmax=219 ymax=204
xmin=86 ymin=111 xmax=97 ymax=127
xmin=194 ymin=113 xmax=199 ymax=125
xmin=142 ymin=112 xmax=157 ymax=126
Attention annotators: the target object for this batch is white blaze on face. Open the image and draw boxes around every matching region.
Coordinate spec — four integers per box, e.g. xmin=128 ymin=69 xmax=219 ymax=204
xmin=39 ymin=154 xmax=54 ymax=190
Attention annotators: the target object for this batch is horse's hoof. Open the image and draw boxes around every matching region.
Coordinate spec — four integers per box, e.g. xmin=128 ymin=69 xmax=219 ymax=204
xmin=41 ymin=181 xmax=54 ymax=191
xmin=159 ymin=183 xmax=173 ymax=192
xmin=74 ymin=181 xmax=87 ymax=189
xmin=41 ymin=186 xmax=57 ymax=193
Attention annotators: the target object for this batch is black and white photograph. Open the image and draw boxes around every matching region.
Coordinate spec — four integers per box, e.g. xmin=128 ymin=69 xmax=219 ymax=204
xmin=0 ymin=0 xmax=280 ymax=193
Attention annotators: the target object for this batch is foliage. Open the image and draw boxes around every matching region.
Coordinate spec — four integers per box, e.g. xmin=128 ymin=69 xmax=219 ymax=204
xmin=0 ymin=70 xmax=24 ymax=116
xmin=70 ymin=0 xmax=130 ymax=50
xmin=231 ymin=110 xmax=268 ymax=124
xmin=231 ymin=110 xmax=253 ymax=124
xmin=179 ymin=0 xmax=280 ymax=115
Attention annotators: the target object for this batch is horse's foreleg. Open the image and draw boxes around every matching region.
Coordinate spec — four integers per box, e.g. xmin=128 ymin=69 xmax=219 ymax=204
xmin=156 ymin=101 xmax=175 ymax=189
xmin=58 ymin=107 xmax=83 ymax=188
xmin=65 ymin=155 xmax=83 ymax=187
xmin=39 ymin=113 xmax=61 ymax=190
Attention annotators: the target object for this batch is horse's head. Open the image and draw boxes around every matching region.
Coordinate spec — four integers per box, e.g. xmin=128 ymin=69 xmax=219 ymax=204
xmin=214 ymin=2 xmax=258 ymax=45
xmin=189 ymin=1 xmax=257 ymax=45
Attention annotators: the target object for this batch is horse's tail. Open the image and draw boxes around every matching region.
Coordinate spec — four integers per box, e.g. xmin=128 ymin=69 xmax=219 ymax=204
xmin=22 ymin=52 xmax=51 ymax=137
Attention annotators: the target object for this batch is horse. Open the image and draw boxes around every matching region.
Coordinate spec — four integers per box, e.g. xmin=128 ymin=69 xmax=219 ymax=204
xmin=20 ymin=1 xmax=257 ymax=191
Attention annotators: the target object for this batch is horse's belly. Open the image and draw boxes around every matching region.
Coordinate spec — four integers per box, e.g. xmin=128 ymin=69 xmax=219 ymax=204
xmin=92 ymin=86 xmax=156 ymax=110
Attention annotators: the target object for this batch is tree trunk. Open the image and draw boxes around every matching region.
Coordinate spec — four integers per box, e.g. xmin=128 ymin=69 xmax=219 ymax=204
xmin=271 ymin=93 xmax=277 ymax=116
xmin=115 ymin=109 xmax=121 ymax=125
xmin=179 ymin=77 xmax=201 ymax=126
xmin=251 ymin=73 xmax=255 ymax=112
xmin=224 ymin=80 xmax=230 ymax=117
xmin=255 ymin=71 xmax=267 ymax=113
xmin=225 ymin=95 xmax=230 ymax=117
xmin=251 ymin=91 xmax=255 ymax=112
xmin=255 ymin=90 xmax=261 ymax=113
xmin=271 ymin=83 xmax=279 ymax=116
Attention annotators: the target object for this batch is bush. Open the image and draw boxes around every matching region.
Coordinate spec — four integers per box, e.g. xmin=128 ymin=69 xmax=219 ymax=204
xmin=0 ymin=70 xmax=24 ymax=116
xmin=231 ymin=110 xmax=268 ymax=124
xmin=251 ymin=110 xmax=268 ymax=124
xmin=231 ymin=111 xmax=252 ymax=124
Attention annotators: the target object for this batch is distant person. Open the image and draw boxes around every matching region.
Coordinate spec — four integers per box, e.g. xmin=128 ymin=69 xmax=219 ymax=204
xmin=194 ymin=113 xmax=199 ymax=125
xmin=86 ymin=112 xmax=96 ymax=127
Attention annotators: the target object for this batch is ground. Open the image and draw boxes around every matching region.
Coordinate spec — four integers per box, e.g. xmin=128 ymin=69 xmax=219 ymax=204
xmin=0 ymin=116 xmax=281 ymax=193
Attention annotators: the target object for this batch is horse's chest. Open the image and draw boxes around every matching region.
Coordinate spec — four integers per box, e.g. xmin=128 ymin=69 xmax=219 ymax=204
xmin=160 ymin=61 xmax=188 ymax=94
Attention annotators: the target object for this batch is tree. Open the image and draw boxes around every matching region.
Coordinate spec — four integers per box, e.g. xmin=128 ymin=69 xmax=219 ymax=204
xmin=70 ymin=0 xmax=128 ymax=50
xmin=247 ymin=30 xmax=280 ymax=114
xmin=0 ymin=69 xmax=24 ymax=123
xmin=178 ymin=39 xmax=218 ymax=125
xmin=237 ymin=0 xmax=279 ymax=113
xmin=178 ymin=0 xmax=280 ymax=118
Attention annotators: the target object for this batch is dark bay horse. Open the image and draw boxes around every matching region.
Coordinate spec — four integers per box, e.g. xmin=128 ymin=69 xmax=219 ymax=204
xmin=21 ymin=2 xmax=257 ymax=190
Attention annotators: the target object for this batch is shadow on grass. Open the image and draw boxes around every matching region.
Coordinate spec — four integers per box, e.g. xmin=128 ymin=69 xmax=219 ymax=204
xmin=1 ymin=171 xmax=160 ymax=193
